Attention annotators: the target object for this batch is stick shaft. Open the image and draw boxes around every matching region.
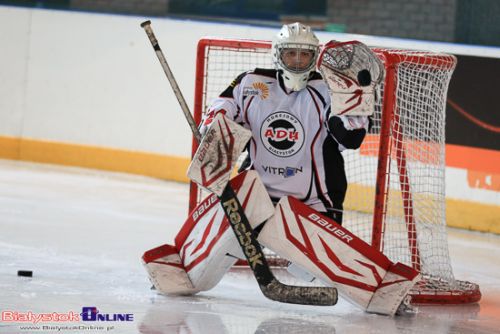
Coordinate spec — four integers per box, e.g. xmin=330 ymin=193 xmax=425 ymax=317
xmin=141 ymin=20 xmax=201 ymax=142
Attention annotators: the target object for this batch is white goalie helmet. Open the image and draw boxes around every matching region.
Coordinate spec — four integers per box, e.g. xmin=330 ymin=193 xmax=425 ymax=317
xmin=272 ymin=22 xmax=320 ymax=91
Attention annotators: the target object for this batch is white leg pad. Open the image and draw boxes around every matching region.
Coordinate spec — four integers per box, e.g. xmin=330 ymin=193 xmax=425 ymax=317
xmin=142 ymin=244 xmax=196 ymax=295
xmin=258 ymin=196 xmax=420 ymax=315
xmin=143 ymin=170 xmax=275 ymax=295
xmin=366 ymin=262 xmax=421 ymax=315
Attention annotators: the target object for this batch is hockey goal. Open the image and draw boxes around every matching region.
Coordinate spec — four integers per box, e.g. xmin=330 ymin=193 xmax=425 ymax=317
xmin=188 ymin=38 xmax=481 ymax=305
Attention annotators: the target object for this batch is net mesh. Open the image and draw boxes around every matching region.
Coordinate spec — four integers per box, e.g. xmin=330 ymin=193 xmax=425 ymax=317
xmin=192 ymin=39 xmax=480 ymax=304
xmin=344 ymin=52 xmax=456 ymax=277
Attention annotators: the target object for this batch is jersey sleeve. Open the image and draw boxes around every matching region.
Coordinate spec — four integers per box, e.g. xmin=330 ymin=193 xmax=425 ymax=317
xmin=307 ymin=72 xmax=332 ymax=122
xmin=200 ymin=71 xmax=248 ymax=131
xmin=327 ymin=114 xmax=370 ymax=150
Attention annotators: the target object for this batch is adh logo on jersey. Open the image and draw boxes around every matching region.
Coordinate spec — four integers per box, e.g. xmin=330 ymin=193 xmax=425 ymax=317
xmin=260 ymin=112 xmax=304 ymax=157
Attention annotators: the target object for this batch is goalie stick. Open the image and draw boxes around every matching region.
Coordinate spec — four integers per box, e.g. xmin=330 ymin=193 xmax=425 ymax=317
xmin=140 ymin=20 xmax=337 ymax=306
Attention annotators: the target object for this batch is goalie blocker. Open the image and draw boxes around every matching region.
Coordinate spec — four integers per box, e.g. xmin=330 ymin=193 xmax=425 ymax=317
xmin=143 ymin=169 xmax=420 ymax=316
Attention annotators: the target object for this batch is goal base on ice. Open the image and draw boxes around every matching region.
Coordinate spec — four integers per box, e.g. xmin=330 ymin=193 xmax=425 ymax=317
xmin=410 ymin=278 xmax=481 ymax=304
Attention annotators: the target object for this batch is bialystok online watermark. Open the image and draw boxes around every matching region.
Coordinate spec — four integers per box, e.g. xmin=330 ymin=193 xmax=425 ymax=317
xmin=19 ymin=325 xmax=115 ymax=332
xmin=2 ymin=307 xmax=133 ymax=331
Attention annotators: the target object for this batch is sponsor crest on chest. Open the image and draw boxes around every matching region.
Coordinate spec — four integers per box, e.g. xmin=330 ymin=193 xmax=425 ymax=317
xmin=260 ymin=112 xmax=305 ymax=157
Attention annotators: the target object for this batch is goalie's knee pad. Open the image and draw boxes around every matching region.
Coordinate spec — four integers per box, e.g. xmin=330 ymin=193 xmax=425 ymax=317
xmin=143 ymin=170 xmax=274 ymax=295
xmin=257 ymin=196 xmax=420 ymax=316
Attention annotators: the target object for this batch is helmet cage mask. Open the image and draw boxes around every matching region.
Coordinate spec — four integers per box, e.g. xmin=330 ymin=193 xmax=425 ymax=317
xmin=272 ymin=23 xmax=320 ymax=91
xmin=277 ymin=43 xmax=318 ymax=74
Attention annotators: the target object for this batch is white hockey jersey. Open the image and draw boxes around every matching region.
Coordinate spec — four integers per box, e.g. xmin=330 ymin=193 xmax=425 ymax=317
xmin=204 ymin=69 xmax=369 ymax=215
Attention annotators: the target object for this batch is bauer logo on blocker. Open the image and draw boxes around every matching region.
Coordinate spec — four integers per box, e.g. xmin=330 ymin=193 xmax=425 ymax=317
xmin=260 ymin=112 xmax=304 ymax=157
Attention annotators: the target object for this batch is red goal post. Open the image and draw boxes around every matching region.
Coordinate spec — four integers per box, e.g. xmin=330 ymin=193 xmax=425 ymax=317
xmin=189 ymin=38 xmax=481 ymax=305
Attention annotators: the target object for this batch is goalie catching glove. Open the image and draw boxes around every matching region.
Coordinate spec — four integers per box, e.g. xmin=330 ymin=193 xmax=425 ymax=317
xmin=318 ymin=40 xmax=384 ymax=116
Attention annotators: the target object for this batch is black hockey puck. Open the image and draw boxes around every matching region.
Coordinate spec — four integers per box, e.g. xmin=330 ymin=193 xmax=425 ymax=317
xmin=17 ymin=270 xmax=33 ymax=277
xmin=357 ymin=69 xmax=372 ymax=86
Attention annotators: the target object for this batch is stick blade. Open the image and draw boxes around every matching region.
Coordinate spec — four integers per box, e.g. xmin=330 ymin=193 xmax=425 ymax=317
xmin=141 ymin=20 xmax=151 ymax=28
xmin=261 ymin=279 xmax=338 ymax=306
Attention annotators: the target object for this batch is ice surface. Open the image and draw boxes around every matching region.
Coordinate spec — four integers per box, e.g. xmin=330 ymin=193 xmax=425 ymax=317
xmin=0 ymin=160 xmax=499 ymax=333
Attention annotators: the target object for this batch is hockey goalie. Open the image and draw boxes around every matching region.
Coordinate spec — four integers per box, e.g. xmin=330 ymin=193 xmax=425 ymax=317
xmin=142 ymin=22 xmax=420 ymax=316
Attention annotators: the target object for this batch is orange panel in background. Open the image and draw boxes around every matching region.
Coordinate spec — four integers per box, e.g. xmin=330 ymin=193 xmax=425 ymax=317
xmin=467 ymin=170 xmax=500 ymax=191
xmin=359 ymin=137 xmax=500 ymax=191
xmin=447 ymin=144 xmax=500 ymax=190
xmin=446 ymin=144 xmax=500 ymax=175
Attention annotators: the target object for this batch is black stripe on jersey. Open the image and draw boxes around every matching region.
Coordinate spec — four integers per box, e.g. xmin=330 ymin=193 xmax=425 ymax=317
xmin=251 ymin=68 xmax=278 ymax=78
xmin=301 ymin=168 xmax=314 ymax=203
xmin=308 ymin=89 xmax=334 ymax=211
xmin=220 ymin=71 xmax=248 ymax=98
xmin=308 ymin=71 xmax=323 ymax=81
xmin=220 ymin=68 xmax=276 ymax=98
xmin=307 ymin=85 xmax=327 ymax=108
xmin=277 ymin=71 xmax=291 ymax=94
